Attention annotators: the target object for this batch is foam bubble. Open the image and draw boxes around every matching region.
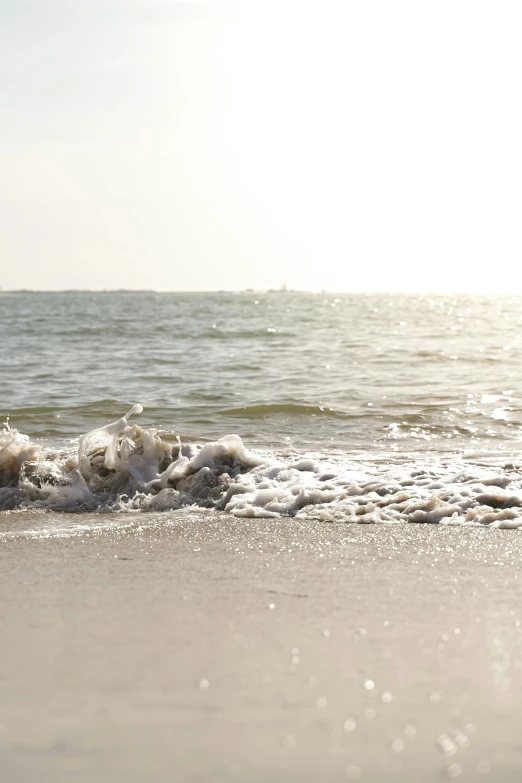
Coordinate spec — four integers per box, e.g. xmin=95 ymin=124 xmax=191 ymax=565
xmin=3 ymin=407 xmax=522 ymax=533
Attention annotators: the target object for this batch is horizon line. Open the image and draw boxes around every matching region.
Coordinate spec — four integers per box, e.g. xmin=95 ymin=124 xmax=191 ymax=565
xmin=0 ymin=288 xmax=520 ymax=297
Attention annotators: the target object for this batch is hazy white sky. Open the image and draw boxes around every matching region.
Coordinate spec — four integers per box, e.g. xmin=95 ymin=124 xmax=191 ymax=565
xmin=1 ymin=0 xmax=521 ymax=292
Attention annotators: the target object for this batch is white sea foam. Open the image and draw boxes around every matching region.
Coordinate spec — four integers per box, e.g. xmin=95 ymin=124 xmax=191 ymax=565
xmin=2 ymin=406 xmax=522 ymax=529
xmin=0 ymin=421 xmax=41 ymax=487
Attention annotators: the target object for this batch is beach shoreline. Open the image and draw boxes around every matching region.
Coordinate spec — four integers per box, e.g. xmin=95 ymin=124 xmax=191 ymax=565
xmin=1 ymin=516 xmax=522 ymax=782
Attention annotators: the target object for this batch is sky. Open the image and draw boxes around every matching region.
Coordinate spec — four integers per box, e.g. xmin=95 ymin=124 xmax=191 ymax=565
xmin=1 ymin=0 xmax=522 ymax=293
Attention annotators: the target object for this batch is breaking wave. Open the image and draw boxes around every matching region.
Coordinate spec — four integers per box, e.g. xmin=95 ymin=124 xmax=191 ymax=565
xmin=2 ymin=405 xmax=522 ymax=531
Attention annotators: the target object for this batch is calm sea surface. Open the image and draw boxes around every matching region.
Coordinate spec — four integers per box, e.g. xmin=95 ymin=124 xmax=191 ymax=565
xmin=1 ymin=291 xmax=522 ymax=456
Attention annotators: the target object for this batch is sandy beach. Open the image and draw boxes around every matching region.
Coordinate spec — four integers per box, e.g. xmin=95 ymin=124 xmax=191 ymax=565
xmin=1 ymin=516 xmax=522 ymax=782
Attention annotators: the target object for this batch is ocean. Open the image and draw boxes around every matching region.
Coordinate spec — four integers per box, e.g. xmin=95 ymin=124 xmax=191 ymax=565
xmin=2 ymin=290 xmax=522 ymax=535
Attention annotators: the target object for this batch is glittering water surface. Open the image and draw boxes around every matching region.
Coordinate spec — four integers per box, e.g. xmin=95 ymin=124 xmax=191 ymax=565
xmin=2 ymin=291 xmax=522 ymax=450
xmin=2 ymin=291 xmax=522 ymax=532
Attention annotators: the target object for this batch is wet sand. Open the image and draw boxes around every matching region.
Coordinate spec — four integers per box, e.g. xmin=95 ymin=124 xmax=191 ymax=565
xmin=1 ymin=515 xmax=522 ymax=782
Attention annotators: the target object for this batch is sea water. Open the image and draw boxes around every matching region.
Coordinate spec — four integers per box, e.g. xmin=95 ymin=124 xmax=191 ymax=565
xmin=2 ymin=291 xmax=522 ymax=535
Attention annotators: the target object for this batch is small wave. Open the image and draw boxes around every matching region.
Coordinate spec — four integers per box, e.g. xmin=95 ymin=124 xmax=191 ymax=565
xmin=2 ymin=406 xmax=522 ymax=537
xmin=205 ymin=328 xmax=284 ymax=340
xmin=218 ymin=403 xmax=344 ymax=418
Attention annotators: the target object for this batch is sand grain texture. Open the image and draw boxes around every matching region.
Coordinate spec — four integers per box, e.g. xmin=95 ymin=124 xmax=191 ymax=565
xmin=1 ymin=515 xmax=522 ymax=782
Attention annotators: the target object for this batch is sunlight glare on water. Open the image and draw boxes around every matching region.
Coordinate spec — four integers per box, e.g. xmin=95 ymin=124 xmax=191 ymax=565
xmin=2 ymin=291 xmax=522 ymax=452
xmin=3 ymin=292 xmax=522 ymax=535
